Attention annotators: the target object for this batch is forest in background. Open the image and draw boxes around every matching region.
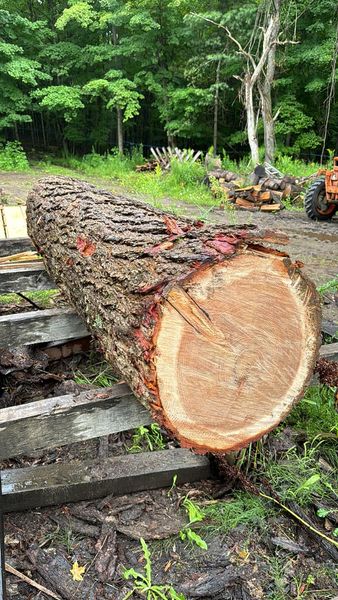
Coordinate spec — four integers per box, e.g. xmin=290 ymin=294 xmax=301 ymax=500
xmin=0 ymin=0 xmax=337 ymax=162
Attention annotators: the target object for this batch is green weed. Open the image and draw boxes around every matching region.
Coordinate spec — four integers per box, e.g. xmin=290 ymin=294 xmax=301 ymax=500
xmin=179 ymin=496 xmax=207 ymax=550
xmin=287 ymin=385 xmax=337 ymax=438
xmin=282 ymin=196 xmax=303 ymax=211
xmin=122 ymin=538 xmax=185 ymax=600
xmin=127 ymin=424 xmax=167 ymax=453
xmin=0 ymin=141 xmax=30 ymax=171
xmin=40 ymin=525 xmax=77 ymax=554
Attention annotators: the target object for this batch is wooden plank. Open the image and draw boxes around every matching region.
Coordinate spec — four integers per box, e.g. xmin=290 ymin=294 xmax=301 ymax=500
xmin=0 ymin=473 xmax=6 ymax=598
xmin=1 ymin=449 xmax=211 ymax=512
xmin=0 ymin=384 xmax=151 ymax=460
xmin=319 ymin=342 xmax=338 ymax=362
xmin=0 ymin=238 xmax=33 ymax=257
xmin=322 ymin=320 xmax=338 ymax=339
xmin=0 ymin=207 xmax=5 ymax=240
xmin=0 ymin=264 xmax=54 ymax=293
xmin=2 ymin=206 xmax=27 ymax=238
xmin=0 ymin=307 xmax=88 ymax=347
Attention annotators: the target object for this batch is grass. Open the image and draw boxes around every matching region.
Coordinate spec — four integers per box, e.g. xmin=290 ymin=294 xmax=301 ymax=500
xmin=30 ymin=146 xmax=329 ymax=212
xmin=199 ymin=492 xmax=270 ymax=536
xmin=74 ymin=356 xmax=117 ymax=387
xmin=39 ymin=525 xmax=78 ymax=554
xmin=239 ymin=385 xmax=338 ymax=507
xmin=0 ymin=289 xmax=59 ymax=307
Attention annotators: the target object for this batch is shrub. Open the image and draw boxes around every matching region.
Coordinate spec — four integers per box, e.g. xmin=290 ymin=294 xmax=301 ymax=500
xmin=0 ymin=141 xmax=30 ymax=171
xmin=169 ymin=157 xmax=205 ymax=186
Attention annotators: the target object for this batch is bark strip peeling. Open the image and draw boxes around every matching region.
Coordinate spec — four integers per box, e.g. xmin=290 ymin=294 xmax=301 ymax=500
xmin=27 ymin=177 xmax=321 ymax=453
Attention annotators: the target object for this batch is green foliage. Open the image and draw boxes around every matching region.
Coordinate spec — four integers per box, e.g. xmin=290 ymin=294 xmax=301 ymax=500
xmin=32 ymin=86 xmax=84 ymax=122
xmin=1 ymin=0 xmax=337 ymax=156
xmin=0 ymin=140 xmax=29 ymax=170
xmin=122 ymin=538 xmax=186 ymax=600
xmin=265 ymin=385 xmax=337 ymax=506
xmin=128 ymin=424 xmax=167 ymax=453
xmin=286 ymin=385 xmax=337 ymax=443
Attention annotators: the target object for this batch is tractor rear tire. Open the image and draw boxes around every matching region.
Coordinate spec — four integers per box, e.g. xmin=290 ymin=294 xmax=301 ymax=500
xmin=304 ymin=178 xmax=337 ymax=221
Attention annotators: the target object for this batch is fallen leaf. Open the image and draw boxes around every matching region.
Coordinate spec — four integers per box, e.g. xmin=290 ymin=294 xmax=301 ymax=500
xmin=70 ymin=561 xmax=85 ymax=582
xmin=164 ymin=560 xmax=172 ymax=572
xmin=236 ymin=548 xmax=250 ymax=561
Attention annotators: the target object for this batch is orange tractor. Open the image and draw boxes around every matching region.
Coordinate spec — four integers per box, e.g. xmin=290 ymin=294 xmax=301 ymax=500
xmin=305 ymin=157 xmax=338 ymax=220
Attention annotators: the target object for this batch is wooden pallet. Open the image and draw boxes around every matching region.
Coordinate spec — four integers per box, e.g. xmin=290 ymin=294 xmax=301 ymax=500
xmin=0 ymin=238 xmax=211 ymax=515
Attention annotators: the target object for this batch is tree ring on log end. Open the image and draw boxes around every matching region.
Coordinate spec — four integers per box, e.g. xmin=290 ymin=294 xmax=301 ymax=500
xmin=155 ymin=251 xmax=320 ymax=453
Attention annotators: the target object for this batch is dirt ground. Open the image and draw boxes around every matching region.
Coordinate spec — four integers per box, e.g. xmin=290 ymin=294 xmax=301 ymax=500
xmin=1 ymin=170 xmax=337 ymax=599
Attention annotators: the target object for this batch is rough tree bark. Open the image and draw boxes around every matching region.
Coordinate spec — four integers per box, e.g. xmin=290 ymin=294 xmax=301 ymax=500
xmin=27 ymin=177 xmax=321 ymax=453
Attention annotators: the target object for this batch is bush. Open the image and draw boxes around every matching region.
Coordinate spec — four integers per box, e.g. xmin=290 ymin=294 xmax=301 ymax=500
xmin=169 ymin=157 xmax=205 ymax=186
xmin=0 ymin=141 xmax=30 ymax=171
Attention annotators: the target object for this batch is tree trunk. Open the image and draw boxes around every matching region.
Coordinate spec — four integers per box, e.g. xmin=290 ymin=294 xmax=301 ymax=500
xmin=245 ymin=77 xmax=260 ymax=165
xmin=259 ymin=1 xmax=281 ymax=165
xmin=116 ymin=107 xmax=124 ymax=154
xmin=26 ymin=177 xmax=321 ymax=453
xmin=213 ymin=59 xmax=221 ymax=156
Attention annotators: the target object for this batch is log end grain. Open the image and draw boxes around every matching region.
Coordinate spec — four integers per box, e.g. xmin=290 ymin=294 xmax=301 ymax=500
xmin=155 ymin=250 xmax=321 ymax=452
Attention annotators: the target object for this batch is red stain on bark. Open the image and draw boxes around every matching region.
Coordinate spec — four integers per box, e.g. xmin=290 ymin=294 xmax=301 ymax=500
xmin=163 ymin=215 xmax=184 ymax=236
xmin=205 ymin=239 xmax=236 ymax=255
xmin=137 ymin=279 xmax=168 ymax=294
xmin=193 ymin=220 xmax=205 ymax=229
xmin=76 ymin=236 xmax=96 ymax=257
xmin=145 ymin=240 xmax=174 ymax=255
xmin=135 ymin=329 xmax=151 ymax=351
xmin=66 ymin=257 xmax=74 ymax=267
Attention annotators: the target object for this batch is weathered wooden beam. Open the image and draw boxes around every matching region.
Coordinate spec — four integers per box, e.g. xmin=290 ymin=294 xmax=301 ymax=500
xmin=0 ymin=307 xmax=88 ymax=347
xmin=322 ymin=320 xmax=338 ymax=340
xmin=319 ymin=342 xmax=338 ymax=362
xmin=0 ymin=238 xmax=33 ymax=258
xmin=0 ymin=384 xmax=151 ymax=460
xmin=0 ymin=474 xmax=6 ymax=599
xmin=1 ymin=449 xmax=211 ymax=512
xmin=0 ymin=264 xmax=53 ymax=294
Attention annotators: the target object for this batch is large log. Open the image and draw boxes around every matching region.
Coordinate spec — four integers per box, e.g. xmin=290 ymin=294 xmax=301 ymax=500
xmin=26 ymin=177 xmax=321 ymax=453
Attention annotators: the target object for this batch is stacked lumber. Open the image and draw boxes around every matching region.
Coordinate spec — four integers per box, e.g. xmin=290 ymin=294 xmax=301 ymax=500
xmin=135 ymin=160 xmax=158 ymax=172
xmin=207 ymin=168 xmax=240 ymax=184
xmin=228 ymin=184 xmax=284 ymax=212
xmin=207 ymin=165 xmax=305 ymax=211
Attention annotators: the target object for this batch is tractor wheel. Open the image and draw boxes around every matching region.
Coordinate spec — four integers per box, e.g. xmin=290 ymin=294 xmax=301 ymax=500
xmin=304 ymin=178 xmax=337 ymax=221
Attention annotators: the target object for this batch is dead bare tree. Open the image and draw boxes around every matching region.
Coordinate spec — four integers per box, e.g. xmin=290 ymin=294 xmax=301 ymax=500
xmin=258 ymin=0 xmax=281 ymax=164
xmin=192 ymin=8 xmax=296 ymax=165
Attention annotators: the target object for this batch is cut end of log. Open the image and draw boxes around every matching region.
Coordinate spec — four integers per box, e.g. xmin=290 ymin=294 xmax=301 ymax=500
xmin=155 ymin=250 xmax=321 ymax=453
